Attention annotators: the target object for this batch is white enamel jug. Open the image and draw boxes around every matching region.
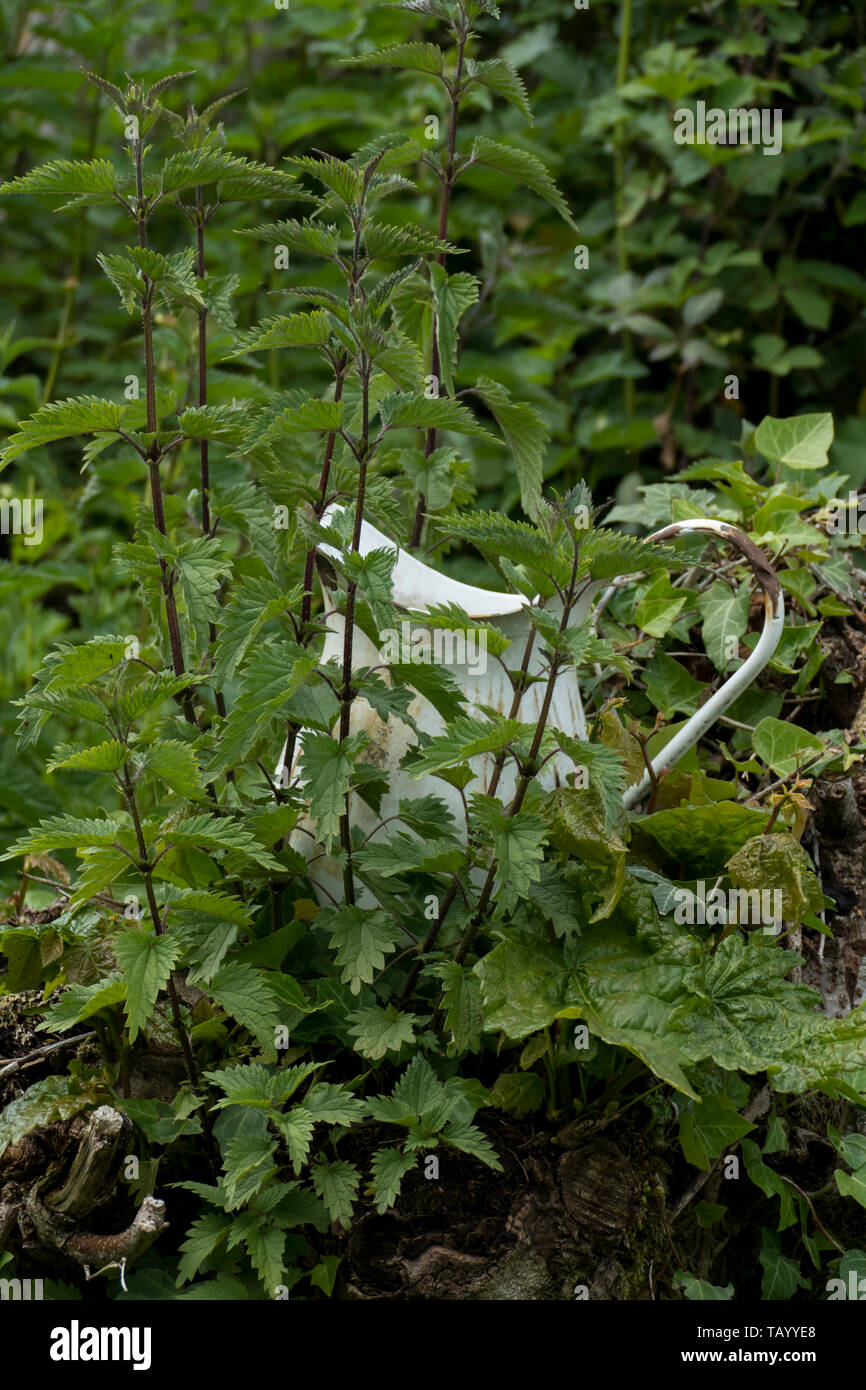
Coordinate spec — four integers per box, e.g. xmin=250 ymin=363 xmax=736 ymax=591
xmin=276 ymin=511 xmax=784 ymax=904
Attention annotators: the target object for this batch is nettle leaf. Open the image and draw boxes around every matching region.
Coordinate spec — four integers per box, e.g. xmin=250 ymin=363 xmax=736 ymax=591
xmin=114 ymin=928 xmax=181 ymax=1043
xmin=102 ymin=247 xmax=205 ymax=312
xmin=227 ymin=311 xmax=331 ymax=356
xmin=207 ymin=965 xmax=281 ymax=1048
xmin=38 ymin=975 xmax=127 ymax=1033
xmin=0 ymin=157 xmax=118 ymax=205
xmin=754 ymin=413 xmax=834 ymax=471
xmin=311 ymin=1161 xmax=361 ymax=1229
xmin=0 ymin=396 xmax=130 ymax=467
xmin=158 ymin=814 xmax=282 ymax=872
xmin=345 ymin=42 xmax=445 ymax=75
xmin=298 ymin=732 xmax=361 ymax=850
xmin=317 ymin=904 xmax=402 ymax=995
xmin=135 ymin=739 xmax=203 ymax=798
xmin=370 ymin=1146 xmax=415 ymax=1212
xmin=696 ymin=580 xmax=749 ymax=671
xmin=474 ymin=376 xmax=549 ymax=519
xmin=431 ymin=961 xmax=483 ymax=1053
xmin=303 ymin=1083 xmax=366 ymax=1127
xmin=206 ymin=1061 xmax=322 ymax=1109
xmin=211 ymin=577 xmax=294 ymax=687
xmin=46 ymin=740 xmax=128 ymax=775
xmin=473 ymin=798 xmax=547 ymax=909
xmin=222 ymin=1132 xmax=278 ymax=1209
xmin=0 ymin=814 xmax=125 ymax=859
xmin=364 ymin=221 xmax=462 ymax=261
xmin=244 ymin=1226 xmax=287 ymax=1295
xmin=468 ymin=136 xmax=575 ymax=227
xmin=407 ymin=716 xmax=533 ymax=779
xmin=174 ymin=537 xmax=233 ymax=653
xmin=209 ymin=640 xmax=317 ymax=772
xmin=274 ymin=1108 xmax=316 ymax=1171
xmin=380 ymin=390 xmax=497 ymax=440
xmin=176 ymin=404 xmax=253 ymax=446
xmin=431 ymin=266 xmax=479 ymax=394
xmin=238 ymin=217 xmax=340 ymax=259
xmin=161 ymin=149 xmax=294 ymax=196
xmin=285 ymin=154 xmax=364 ymax=207
xmin=260 ymin=395 xmax=343 ymax=440
xmin=466 ymin=58 xmax=532 ymax=122
xmin=347 ymin=1004 xmax=418 ymax=1060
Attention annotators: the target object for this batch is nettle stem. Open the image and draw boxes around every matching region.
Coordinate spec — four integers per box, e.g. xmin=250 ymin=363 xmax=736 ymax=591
xmin=399 ymin=621 xmax=539 ymax=1005
xmin=337 ymin=357 xmax=372 ymax=905
xmin=133 ymin=134 xmax=193 ymax=717
xmin=453 ymin=541 xmax=585 ymax=970
xmin=409 ymin=23 xmax=468 ymax=548
xmin=119 ymin=765 xmax=200 ymax=1090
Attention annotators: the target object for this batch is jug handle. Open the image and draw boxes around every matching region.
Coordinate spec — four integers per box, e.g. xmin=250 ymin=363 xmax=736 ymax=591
xmin=621 ymin=519 xmax=784 ymax=811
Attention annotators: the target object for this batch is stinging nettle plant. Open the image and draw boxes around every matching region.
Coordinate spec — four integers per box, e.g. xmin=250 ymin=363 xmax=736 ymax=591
xmin=3 ymin=1 xmax=866 ymax=1305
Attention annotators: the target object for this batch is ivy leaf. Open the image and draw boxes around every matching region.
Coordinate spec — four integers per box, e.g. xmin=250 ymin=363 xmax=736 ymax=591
xmin=114 ymin=928 xmax=181 ymax=1043
xmin=751 ymin=718 xmax=825 ymax=778
xmin=759 ymin=1227 xmax=809 ymax=1299
xmin=696 ymin=581 xmax=750 ymax=671
xmin=754 ymin=413 xmax=834 ymax=471
xmin=673 ymin=1271 xmax=734 ymax=1301
xmin=0 ymin=1076 xmax=97 ymax=1160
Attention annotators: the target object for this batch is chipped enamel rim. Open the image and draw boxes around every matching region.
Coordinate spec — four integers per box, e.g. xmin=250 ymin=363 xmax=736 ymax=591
xmin=621 ymin=518 xmax=785 ymax=810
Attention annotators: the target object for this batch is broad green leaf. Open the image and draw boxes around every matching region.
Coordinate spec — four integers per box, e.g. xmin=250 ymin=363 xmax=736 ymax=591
xmin=114 ymin=928 xmax=181 ymax=1042
xmin=752 ymin=717 xmax=825 ymax=777
xmin=311 ymin=1161 xmax=361 ymax=1228
xmin=0 ymin=396 xmax=130 ymax=467
xmin=347 ymin=1004 xmax=418 ymax=1059
xmin=370 ymin=1146 xmax=415 ymax=1212
xmin=0 ymin=1077 xmax=96 ymax=1160
xmin=469 ymin=136 xmax=575 ymax=226
xmin=754 ymin=413 xmax=834 ymax=470
xmin=318 ymin=905 xmax=402 ymax=995
xmin=696 ymin=581 xmax=750 ymax=671
xmin=474 ymin=376 xmax=549 ymax=519
xmin=345 ymin=42 xmax=445 ymax=75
